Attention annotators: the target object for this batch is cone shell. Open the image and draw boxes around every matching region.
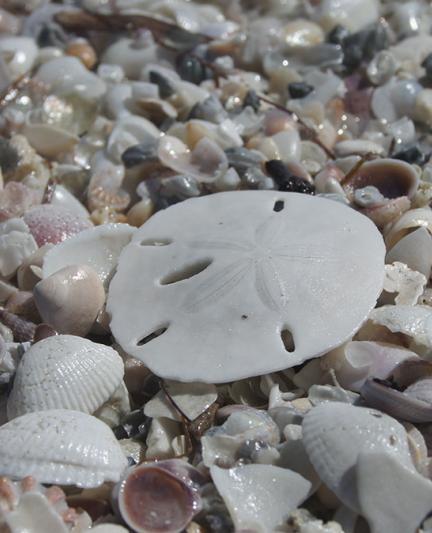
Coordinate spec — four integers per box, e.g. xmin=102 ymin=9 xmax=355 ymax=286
xmin=7 ymin=335 xmax=124 ymax=419
xmin=0 ymin=409 xmax=127 ymax=487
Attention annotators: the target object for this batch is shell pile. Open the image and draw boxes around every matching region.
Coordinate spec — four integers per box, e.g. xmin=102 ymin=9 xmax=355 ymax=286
xmin=3 ymin=0 xmax=432 ymax=532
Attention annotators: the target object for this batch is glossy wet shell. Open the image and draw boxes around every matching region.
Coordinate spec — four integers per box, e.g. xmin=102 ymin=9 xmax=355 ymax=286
xmin=0 ymin=409 xmax=127 ymax=487
xmin=108 ymin=191 xmax=385 ymax=383
xmin=302 ymin=402 xmax=414 ymax=510
xmin=7 ymin=335 xmax=124 ymax=419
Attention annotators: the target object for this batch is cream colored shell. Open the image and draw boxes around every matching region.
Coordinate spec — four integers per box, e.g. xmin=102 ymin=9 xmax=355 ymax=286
xmin=7 ymin=335 xmax=124 ymax=419
xmin=0 ymin=409 xmax=127 ymax=487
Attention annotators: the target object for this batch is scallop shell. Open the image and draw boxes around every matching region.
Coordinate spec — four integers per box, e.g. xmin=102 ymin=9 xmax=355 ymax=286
xmin=211 ymin=464 xmax=311 ymax=533
xmin=0 ymin=409 xmax=127 ymax=487
xmin=43 ymin=224 xmax=136 ymax=288
xmin=7 ymin=335 xmax=124 ymax=419
xmin=302 ymin=402 xmax=414 ymax=511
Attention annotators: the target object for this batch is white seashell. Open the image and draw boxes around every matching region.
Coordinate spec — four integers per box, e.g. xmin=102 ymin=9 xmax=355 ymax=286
xmin=384 ymin=207 xmax=432 ymax=249
xmin=17 ymin=244 xmax=52 ymax=291
xmin=383 ymin=262 xmax=426 ymax=305
xmin=387 ymin=228 xmax=432 ymax=280
xmin=369 ymin=304 xmax=432 ymax=351
xmin=0 ymin=219 xmax=38 ymax=279
xmin=314 ymin=0 xmax=379 ymax=33
xmin=163 ymin=380 xmax=217 ymax=421
xmin=302 ymin=402 xmax=414 ymax=512
xmin=367 ymin=51 xmax=397 ymax=86
xmin=104 ymin=83 xmax=133 ymax=120
xmin=51 ymin=185 xmax=90 ymax=219
xmin=413 ymin=89 xmax=432 ymax=128
xmin=334 ymin=140 xmax=385 ymax=158
xmin=34 ymin=264 xmax=105 ymax=336
xmin=23 ymin=122 xmax=79 ymax=160
xmin=356 ymin=451 xmax=432 ymax=533
xmin=0 ymin=409 xmax=127 ymax=487
xmin=371 ymin=79 xmax=421 ymax=123
xmin=43 ymin=223 xmax=136 ymax=288
xmin=271 ymin=129 xmax=302 ymax=162
xmin=107 ymin=115 xmax=160 ymax=163
xmin=211 ymin=464 xmax=311 ymax=533
xmin=390 ymin=35 xmax=432 ymax=75
xmin=35 ymin=57 xmax=106 ymax=101
xmin=107 ymin=191 xmax=385 ymax=383
xmin=102 ymin=36 xmax=158 ymax=79
xmin=145 ymin=417 xmax=181 ymax=460
xmin=0 ymin=37 xmax=38 ymax=81
xmin=7 ymin=334 xmax=124 ymax=419
xmin=322 ymin=341 xmax=418 ymax=392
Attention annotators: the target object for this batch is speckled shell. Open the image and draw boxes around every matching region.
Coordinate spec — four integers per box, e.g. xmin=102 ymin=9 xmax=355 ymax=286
xmin=7 ymin=335 xmax=124 ymax=419
xmin=302 ymin=402 xmax=414 ymax=511
xmin=0 ymin=409 xmax=127 ymax=487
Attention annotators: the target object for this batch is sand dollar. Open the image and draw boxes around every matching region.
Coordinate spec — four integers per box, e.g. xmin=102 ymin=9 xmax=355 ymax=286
xmin=107 ymin=191 xmax=385 ymax=383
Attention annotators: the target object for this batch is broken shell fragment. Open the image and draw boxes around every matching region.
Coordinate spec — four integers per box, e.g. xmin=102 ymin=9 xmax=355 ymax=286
xmin=0 ymin=218 xmax=38 ymax=279
xmin=107 ymin=191 xmax=385 ymax=383
xmin=0 ymin=409 xmax=127 ymax=487
xmin=211 ymin=464 xmax=311 ymax=533
xmin=384 ymin=207 xmax=432 ymax=249
xmin=7 ymin=334 xmax=124 ymax=419
xmin=114 ymin=461 xmax=202 ymax=533
xmin=34 ymin=264 xmax=105 ymax=336
xmin=386 ymin=227 xmax=432 ymax=280
xmin=42 ymin=224 xmax=136 ymax=288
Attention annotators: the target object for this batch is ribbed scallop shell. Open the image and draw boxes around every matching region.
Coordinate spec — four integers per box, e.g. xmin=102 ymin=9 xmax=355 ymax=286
xmin=7 ymin=335 xmax=124 ymax=419
xmin=0 ymin=409 xmax=127 ymax=487
xmin=302 ymin=403 xmax=414 ymax=510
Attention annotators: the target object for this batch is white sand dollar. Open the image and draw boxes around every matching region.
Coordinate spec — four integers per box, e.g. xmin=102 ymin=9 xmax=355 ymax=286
xmin=107 ymin=191 xmax=385 ymax=383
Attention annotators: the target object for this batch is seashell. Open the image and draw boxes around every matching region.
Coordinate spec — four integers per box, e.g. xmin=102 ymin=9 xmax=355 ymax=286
xmin=7 ymin=334 xmax=124 ymax=419
xmin=34 ymin=265 xmax=105 ymax=337
xmin=108 ymin=191 xmax=385 ymax=383
xmin=362 ymin=196 xmax=411 ymax=228
xmin=282 ymin=19 xmax=324 ymax=48
xmin=0 ymin=37 xmax=38 ymax=82
xmin=6 ymin=291 xmax=39 ymax=323
xmin=42 ymin=223 xmax=136 ymax=288
xmin=413 ymin=89 xmax=432 ymax=128
xmin=65 ymin=38 xmax=97 ymax=70
xmin=114 ymin=461 xmax=202 ymax=533
xmin=102 ymin=35 xmax=159 ymax=79
xmin=314 ymin=0 xmax=379 ymax=33
xmin=87 ymin=152 xmax=129 ymax=213
xmin=211 ymin=464 xmax=311 ymax=532
xmin=343 ymin=159 xmax=419 ymax=201
xmin=145 ymin=417 xmax=182 ymax=460
xmin=17 ymin=244 xmax=52 ymax=291
xmin=0 ymin=218 xmax=38 ymax=279
xmin=371 ymin=79 xmax=421 ymax=123
xmin=0 ymin=182 xmax=39 ymax=223
xmin=367 ymin=51 xmax=397 ymax=86
xmin=23 ymin=122 xmax=79 ymax=160
xmin=127 ymin=199 xmax=154 ymax=228
xmin=369 ymin=304 xmax=432 ymax=352
xmin=35 ymin=56 xmax=106 ymax=102
xmin=163 ymin=380 xmax=217 ymax=421
xmin=334 ymin=140 xmax=385 ymax=158
xmin=132 ymin=97 xmax=178 ymax=125
xmin=188 ymin=95 xmax=228 ymax=125
xmin=314 ymin=165 xmax=346 ymax=196
xmin=158 ymin=135 xmax=228 ymax=184
xmin=322 ymin=341 xmax=418 ymax=392
xmin=355 ymin=451 xmax=432 ymax=533
xmin=361 ymin=378 xmax=432 ymax=423
xmin=0 ymin=409 xmax=127 ymax=487
xmin=51 ymin=185 xmax=90 ymax=219
xmin=23 ymin=204 xmax=92 ymax=247
xmin=0 ymin=308 xmax=36 ymax=343
xmin=385 ymin=207 xmax=432 ymax=249
xmin=382 ymin=262 xmax=426 ymax=306
xmin=33 ymin=323 xmax=57 ymax=343
xmin=302 ymin=402 xmax=414 ymax=513
xmin=107 ymin=116 xmax=160 ymax=165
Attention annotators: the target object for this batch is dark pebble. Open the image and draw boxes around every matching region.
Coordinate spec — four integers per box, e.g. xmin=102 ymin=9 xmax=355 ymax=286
xmin=121 ymin=142 xmax=158 ymax=168
xmin=243 ymin=90 xmax=261 ymax=111
xmin=225 ymin=147 xmax=264 ymax=175
xmin=188 ymin=94 xmax=228 ymax=123
xmin=342 ymin=24 xmax=389 ymax=70
xmin=148 ymin=71 xmax=176 ymax=98
xmin=288 ymin=82 xmax=314 ymax=99
xmin=0 ymin=138 xmax=19 ymax=176
xmin=112 ymin=409 xmax=150 ymax=440
xmin=265 ymin=160 xmax=315 ymax=194
xmin=327 ymin=24 xmax=350 ymax=45
xmin=177 ymin=54 xmax=211 ymax=84
xmin=393 ymin=145 xmax=427 ymax=165
xmin=422 ymin=53 xmax=432 ymax=79
xmin=199 ymin=514 xmax=234 ymax=533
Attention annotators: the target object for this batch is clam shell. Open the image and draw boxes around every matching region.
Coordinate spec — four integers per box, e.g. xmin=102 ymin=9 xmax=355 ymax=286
xmin=7 ymin=335 xmax=124 ymax=419
xmin=211 ymin=464 xmax=311 ymax=532
xmin=302 ymin=402 xmax=414 ymax=511
xmin=43 ymin=224 xmax=136 ymax=288
xmin=386 ymin=227 xmax=432 ymax=280
xmin=384 ymin=207 xmax=432 ymax=249
xmin=0 ymin=409 xmax=127 ymax=487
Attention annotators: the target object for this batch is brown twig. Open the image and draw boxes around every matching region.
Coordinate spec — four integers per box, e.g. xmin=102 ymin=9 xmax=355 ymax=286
xmin=257 ymin=95 xmax=336 ymax=160
xmin=340 ymin=152 xmax=377 ymax=186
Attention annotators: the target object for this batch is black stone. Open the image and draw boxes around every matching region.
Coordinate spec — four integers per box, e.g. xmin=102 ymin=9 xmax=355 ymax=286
xmin=243 ymin=89 xmax=261 ymax=111
xmin=0 ymin=138 xmax=19 ymax=175
xmin=422 ymin=53 xmax=432 ymax=79
xmin=177 ymin=54 xmax=211 ymax=84
xmin=342 ymin=24 xmax=389 ymax=70
xmin=121 ymin=142 xmax=158 ymax=168
xmin=288 ymin=82 xmax=314 ymax=99
xmin=265 ymin=160 xmax=315 ymax=194
xmin=393 ymin=145 xmax=426 ymax=166
xmin=327 ymin=24 xmax=350 ymax=45
xmin=148 ymin=71 xmax=175 ymax=98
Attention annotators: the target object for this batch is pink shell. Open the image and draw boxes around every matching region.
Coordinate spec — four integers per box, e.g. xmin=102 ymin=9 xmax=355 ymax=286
xmin=23 ymin=205 xmax=92 ymax=246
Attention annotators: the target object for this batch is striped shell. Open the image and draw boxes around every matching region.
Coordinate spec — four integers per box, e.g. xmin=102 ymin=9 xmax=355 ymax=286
xmin=7 ymin=335 xmax=124 ymax=419
xmin=0 ymin=409 xmax=127 ymax=487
